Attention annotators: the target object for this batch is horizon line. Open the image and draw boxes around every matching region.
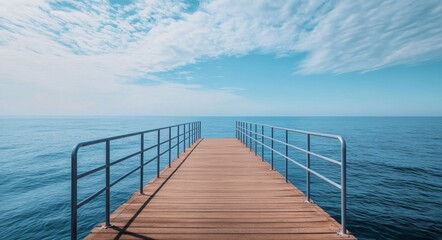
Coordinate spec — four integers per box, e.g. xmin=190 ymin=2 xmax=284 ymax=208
xmin=1 ymin=115 xmax=441 ymax=118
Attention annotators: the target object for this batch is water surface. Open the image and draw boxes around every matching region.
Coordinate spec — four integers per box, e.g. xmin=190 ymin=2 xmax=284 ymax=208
xmin=0 ymin=116 xmax=441 ymax=239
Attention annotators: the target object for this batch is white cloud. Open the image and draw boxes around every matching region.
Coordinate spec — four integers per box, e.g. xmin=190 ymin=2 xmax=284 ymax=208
xmin=1 ymin=0 xmax=441 ymax=115
xmin=296 ymin=1 xmax=442 ymax=73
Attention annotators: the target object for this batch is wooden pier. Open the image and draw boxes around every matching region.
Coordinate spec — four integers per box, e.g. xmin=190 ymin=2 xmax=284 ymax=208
xmin=86 ymin=138 xmax=355 ymax=240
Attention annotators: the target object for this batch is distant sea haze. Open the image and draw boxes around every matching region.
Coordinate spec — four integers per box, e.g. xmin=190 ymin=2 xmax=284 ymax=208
xmin=0 ymin=116 xmax=441 ymax=239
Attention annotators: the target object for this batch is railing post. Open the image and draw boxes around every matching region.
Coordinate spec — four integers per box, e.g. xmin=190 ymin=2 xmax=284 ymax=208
xmin=157 ymin=129 xmax=160 ymax=178
xmin=177 ymin=125 xmax=180 ymax=158
xmin=168 ymin=127 xmax=171 ymax=168
xmin=249 ymin=123 xmax=252 ymax=152
xmin=140 ymin=133 xmax=144 ymax=195
xmin=261 ymin=125 xmax=264 ymax=160
xmin=241 ymin=122 xmax=244 ymax=143
xmin=246 ymin=122 xmax=249 ymax=147
xmin=340 ymin=139 xmax=347 ymax=235
xmin=239 ymin=122 xmax=241 ymax=142
xmin=242 ymin=122 xmax=245 ymax=144
xmin=254 ymin=124 xmax=257 ymax=156
xmin=184 ymin=124 xmax=186 ymax=153
xmin=245 ymin=123 xmax=248 ymax=147
xmin=242 ymin=122 xmax=244 ymax=143
xmin=190 ymin=123 xmax=192 ymax=144
xmin=247 ymin=123 xmax=249 ymax=149
xmin=71 ymin=151 xmax=77 ymax=240
xmin=285 ymin=130 xmax=288 ymax=183
xmin=271 ymin=127 xmax=274 ymax=170
xmin=105 ymin=140 xmax=111 ymax=227
xmin=238 ymin=122 xmax=240 ymax=141
xmin=236 ymin=121 xmax=238 ymax=139
xmin=306 ymin=134 xmax=311 ymax=202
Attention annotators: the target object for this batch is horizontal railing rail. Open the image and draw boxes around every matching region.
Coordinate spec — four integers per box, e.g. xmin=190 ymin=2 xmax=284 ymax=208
xmin=71 ymin=121 xmax=201 ymax=240
xmin=235 ymin=121 xmax=347 ymax=235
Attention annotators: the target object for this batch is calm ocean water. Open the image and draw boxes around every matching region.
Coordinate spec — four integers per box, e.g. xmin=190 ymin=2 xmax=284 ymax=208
xmin=0 ymin=116 xmax=441 ymax=240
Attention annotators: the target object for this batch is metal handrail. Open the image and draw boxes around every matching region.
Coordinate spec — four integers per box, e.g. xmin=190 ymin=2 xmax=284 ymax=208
xmin=235 ymin=121 xmax=348 ymax=235
xmin=71 ymin=121 xmax=201 ymax=240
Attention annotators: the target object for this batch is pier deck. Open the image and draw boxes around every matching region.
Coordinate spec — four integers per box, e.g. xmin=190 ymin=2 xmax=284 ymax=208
xmin=86 ymin=138 xmax=355 ymax=240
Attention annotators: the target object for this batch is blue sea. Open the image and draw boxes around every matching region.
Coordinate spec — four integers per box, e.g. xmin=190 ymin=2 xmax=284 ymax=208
xmin=0 ymin=116 xmax=441 ymax=240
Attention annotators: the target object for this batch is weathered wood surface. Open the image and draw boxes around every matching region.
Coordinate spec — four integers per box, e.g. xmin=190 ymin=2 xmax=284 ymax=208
xmin=86 ymin=138 xmax=355 ymax=240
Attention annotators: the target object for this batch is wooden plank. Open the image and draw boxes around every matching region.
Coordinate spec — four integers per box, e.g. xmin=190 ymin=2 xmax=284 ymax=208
xmin=86 ymin=138 xmax=355 ymax=240
xmin=87 ymin=233 xmax=351 ymax=240
xmin=105 ymin=222 xmax=337 ymax=228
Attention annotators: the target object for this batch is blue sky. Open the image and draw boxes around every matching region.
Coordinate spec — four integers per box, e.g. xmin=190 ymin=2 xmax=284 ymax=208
xmin=1 ymin=0 xmax=441 ymax=116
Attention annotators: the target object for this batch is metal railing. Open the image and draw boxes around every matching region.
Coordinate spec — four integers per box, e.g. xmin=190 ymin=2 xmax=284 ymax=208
xmin=71 ymin=121 xmax=201 ymax=240
xmin=236 ymin=121 xmax=348 ymax=235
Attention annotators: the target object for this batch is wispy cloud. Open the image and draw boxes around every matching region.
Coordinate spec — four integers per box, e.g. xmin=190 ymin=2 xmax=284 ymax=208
xmin=296 ymin=1 xmax=442 ymax=73
xmin=1 ymin=0 xmax=441 ymax=114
